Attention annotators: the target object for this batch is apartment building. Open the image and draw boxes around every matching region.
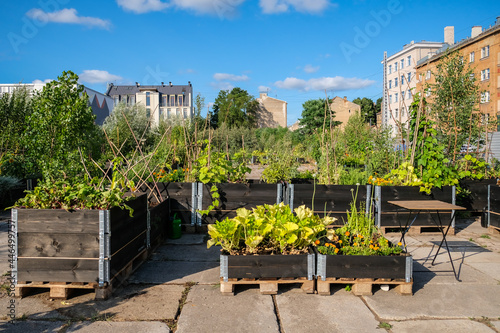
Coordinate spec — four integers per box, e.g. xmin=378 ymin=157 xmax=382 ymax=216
xmin=106 ymin=82 xmax=194 ymax=126
xmin=330 ymin=96 xmax=361 ymax=129
xmin=256 ymin=92 xmax=287 ymax=128
xmin=416 ymin=20 xmax=500 ymax=131
xmin=382 ymin=37 xmax=446 ymax=136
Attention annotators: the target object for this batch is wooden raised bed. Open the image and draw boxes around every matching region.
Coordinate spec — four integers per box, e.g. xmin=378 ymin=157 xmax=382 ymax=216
xmin=487 ymin=185 xmax=500 ymax=233
xmin=13 ymin=195 xmax=149 ymax=299
xmin=316 ymin=251 xmax=413 ymax=296
xmin=219 ymin=250 xmax=315 ymax=295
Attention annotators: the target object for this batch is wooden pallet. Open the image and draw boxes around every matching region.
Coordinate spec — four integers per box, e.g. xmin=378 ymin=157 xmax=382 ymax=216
xmin=381 ymin=226 xmax=455 ymax=236
xmin=15 ymin=249 xmax=149 ymax=300
xmin=220 ymin=277 xmax=315 ymax=296
xmin=317 ymin=277 xmax=413 ymax=296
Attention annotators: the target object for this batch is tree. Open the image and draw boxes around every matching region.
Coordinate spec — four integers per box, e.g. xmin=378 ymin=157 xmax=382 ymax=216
xmin=102 ymin=102 xmax=154 ymax=158
xmin=352 ymin=97 xmax=377 ymax=125
xmin=299 ymin=98 xmax=340 ymax=135
xmin=0 ymin=86 xmax=32 ymax=177
xmin=24 ymin=71 xmax=102 ymax=180
xmin=211 ymin=88 xmax=258 ymax=129
xmin=429 ymin=51 xmax=483 ymax=161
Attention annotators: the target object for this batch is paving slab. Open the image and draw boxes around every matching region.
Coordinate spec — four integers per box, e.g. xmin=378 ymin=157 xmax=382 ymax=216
xmin=129 ymin=261 xmax=219 ymax=284
xmin=276 ymin=288 xmax=380 ymax=333
xmin=388 ymin=319 xmax=495 ymax=332
xmin=165 ymin=234 xmax=206 ymax=245
xmin=151 ymin=244 xmax=221 ymax=262
xmin=0 ymin=320 xmax=66 ymax=332
xmin=467 ymin=262 xmax=500 ymax=282
xmin=492 ymin=320 xmax=500 ymax=331
xmin=0 ymin=221 xmax=12 ymax=275
xmin=364 ymin=284 xmax=500 ymax=320
xmin=0 ymin=293 xmax=69 ymax=320
xmin=66 ymin=321 xmax=170 ymax=332
xmin=176 ymin=285 xmax=279 ymax=333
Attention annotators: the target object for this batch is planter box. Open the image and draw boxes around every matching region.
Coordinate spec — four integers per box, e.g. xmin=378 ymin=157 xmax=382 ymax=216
xmin=148 ymin=198 xmax=169 ymax=248
xmin=487 ymin=185 xmax=500 ymax=230
xmin=316 ymin=251 xmax=413 ymax=295
xmin=219 ymin=250 xmax=315 ymax=295
xmin=459 ymin=179 xmax=498 ymax=213
xmin=375 ymin=186 xmax=455 ymax=230
xmin=14 ymin=195 xmax=148 ymax=288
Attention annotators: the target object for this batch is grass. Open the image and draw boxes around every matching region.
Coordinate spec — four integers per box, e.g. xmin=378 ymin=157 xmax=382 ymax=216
xmin=378 ymin=322 xmax=392 ymax=329
xmin=480 ymin=234 xmax=491 ymax=239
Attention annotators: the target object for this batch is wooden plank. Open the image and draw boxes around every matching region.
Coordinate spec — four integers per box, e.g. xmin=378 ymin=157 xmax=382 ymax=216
xmin=220 ymin=277 xmax=314 ymax=295
xmin=226 ymin=254 xmax=310 ymax=279
xmin=17 ymin=209 xmax=100 ymax=233
xmin=18 ymin=258 xmax=99 ymax=283
xmin=322 ymin=254 xmax=408 ymax=280
xmin=387 ymin=200 xmax=466 ymax=211
xmin=18 ymin=233 xmax=99 ymax=258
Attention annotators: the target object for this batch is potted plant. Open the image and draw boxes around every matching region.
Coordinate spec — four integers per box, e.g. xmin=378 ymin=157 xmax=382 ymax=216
xmin=313 ymin=188 xmax=413 ymax=296
xmin=207 ymin=202 xmax=336 ymax=295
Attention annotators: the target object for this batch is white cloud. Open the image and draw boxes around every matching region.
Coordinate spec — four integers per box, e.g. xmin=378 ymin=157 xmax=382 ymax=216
xmin=26 ymin=8 xmax=111 ymax=29
xmin=79 ymin=70 xmax=123 ymax=84
xmin=116 ymin=0 xmax=170 ymax=13
xmin=259 ymin=0 xmax=334 ymax=14
xmin=32 ymin=79 xmax=53 ymax=84
xmin=210 ymin=81 xmax=234 ymax=91
xmin=274 ymin=76 xmax=374 ymax=91
xmin=258 ymin=85 xmax=271 ymax=93
xmin=117 ymin=0 xmax=245 ymax=16
xmin=303 ymin=64 xmax=320 ymax=73
xmin=213 ymin=73 xmax=250 ymax=82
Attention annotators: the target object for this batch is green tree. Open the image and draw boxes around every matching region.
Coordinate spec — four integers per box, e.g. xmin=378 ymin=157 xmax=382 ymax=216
xmin=0 ymin=85 xmax=32 ymax=177
xmin=429 ymin=51 xmax=483 ymax=161
xmin=211 ymin=88 xmax=258 ymax=129
xmin=24 ymin=71 xmax=102 ymax=180
xmin=102 ymin=102 xmax=153 ymax=158
xmin=352 ymin=97 xmax=377 ymax=125
xmin=299 ymin=98 xmax=340 ymax=135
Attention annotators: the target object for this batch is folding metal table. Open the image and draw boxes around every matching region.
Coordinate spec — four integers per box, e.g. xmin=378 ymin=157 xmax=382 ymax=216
xmin=387 ymin=200 xmax=466 ymax=281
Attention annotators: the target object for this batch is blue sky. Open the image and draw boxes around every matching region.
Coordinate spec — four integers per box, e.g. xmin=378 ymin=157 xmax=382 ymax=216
xmin=1 ymin=0 xmax=499 ymax=125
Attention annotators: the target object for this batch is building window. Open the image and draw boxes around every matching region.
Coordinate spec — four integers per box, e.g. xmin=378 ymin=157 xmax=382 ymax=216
xmin=407 ymin=55 xmax=411 ymax=66
xmin=402 ymin=91 xmax=405 ymax=100
xmin=401 ymin=59 xmax=404 ymax=69
xmin=113 ymin=96 xmax=119 ymax=106
xmin=395 ymin=93 xmax=398 ymax=102
xmin=388 ymin=65 xmax=392 ymax=74
xmin=183 ymin=108 xmax=188 ymax=119
xmin=146 ymin=108 xmax=151 ymax=118
xmin=130 ymin=95 xmax=135 ymax=105
xmin=407 ymin=72 xmax=411 ymax=82
xmin=401 ymin=107 xmax=405 ymax=117
xmin=389 ymin=95 xmax=392 ymax=103
xmin=408 ymin=89 xmax=412 ymax=99
xmin=481 ymin=68 xmax=490 ymax=81
xmin=469 ymin=52 xmax=475 ymax=63
xmin=395 ymin=78 xmax=398 ymax=87
xmin=481 ymin=91 xmax=490 ymax=103
xmin=426 ymin=88 xmax=431 ymax=97
xmin=170 ymin=95 xmax=176 ymax=106
xmin=178 ymin=95 xmax=183 ymax=106
xmin=481 ymin=45 xmax=490 ymax=59
xmin=167 ymin=108 xmax=171 ymax=119
xmin=394 ymin=62 xmax=398 ymax=71
xmin=159 ymin=108 xmax=163 ymax=119
xmin=389 ymin=80 xmax=392 ymax=89
xmin=146 ymin=92 xmax=151 ymax=106
xmin=401 ymin=75 xmax=405 ymax=85
xmin=395 ymin=109 xmax=398 ymax=117
xmin=426 ymin=70 xmax=431 ymax=79
xmin=176 ymin=108 xmax=180 ymax=117
xmin=162 ymin=96 xmax=167 ymax=107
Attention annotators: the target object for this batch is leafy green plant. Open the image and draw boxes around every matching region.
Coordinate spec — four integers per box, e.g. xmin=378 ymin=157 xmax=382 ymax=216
xmin=314 ymin=187 xmax=402 ymax=256
xmin=207 ymin=203 xmax=336 ymax=255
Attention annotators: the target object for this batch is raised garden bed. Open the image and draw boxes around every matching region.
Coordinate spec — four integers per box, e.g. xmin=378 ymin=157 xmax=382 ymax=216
xmin=315 ymin=251 xmax=413 ymax=296
xmin=14 ymin=194 xmax=149 ymax=299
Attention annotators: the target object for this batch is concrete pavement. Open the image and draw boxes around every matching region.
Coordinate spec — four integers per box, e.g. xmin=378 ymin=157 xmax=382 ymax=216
xmin=0 ymin=212 xmax=499 ymax=332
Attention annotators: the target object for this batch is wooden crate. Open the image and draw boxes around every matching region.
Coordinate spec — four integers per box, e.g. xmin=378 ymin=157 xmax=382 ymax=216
xmin=14 ymin=195 xmax=149 ymax=299
xmin=317 ymin=277 xmax=413 ymax=296
xmin=220 ymin=277 xmax=314 ymax=295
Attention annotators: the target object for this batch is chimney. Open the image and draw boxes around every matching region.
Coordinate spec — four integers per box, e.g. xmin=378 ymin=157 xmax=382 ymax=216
xmin=444 ymin=26 xmax=454 ymax=45
xmin=188 ymin=81 xmax=191 ymax=87
xmin=169 ymin=82 xmax=172 ymax=87
xmin=161 ymin=82 xmax=164 ymax=86
xmin=471 ymin=26 xmax=482 ymax=38
xmin=343 ymin=96 xmax=347 ymax=102
xmin=135 ymin=82 xmax=140 ymax=87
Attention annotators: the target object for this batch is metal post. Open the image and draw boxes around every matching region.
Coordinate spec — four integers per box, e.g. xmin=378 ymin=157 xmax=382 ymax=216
xmin=451 ymin=185 xmax=456 ymax=229
xmin=488 ymin=184 xmax=491 ymax=227
xmin=11 ymin=209 xmax=18 ymax=285
xmin=288 ymin=184 xmax=295 ymax=211
xmin=191 ymin=183 xmax=197 ymax=226
xmin=366 ymin=185 xmax=372 ymax=217
xmin=277 ymin=183 xmax=283 ymax=204
xmin=197 ymin=182 xmax=204 ymax=226
xmin=375 ymin=186 xmax=382 ymax=228
xmin=99 ymin=210 xmax=110 ymax=287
